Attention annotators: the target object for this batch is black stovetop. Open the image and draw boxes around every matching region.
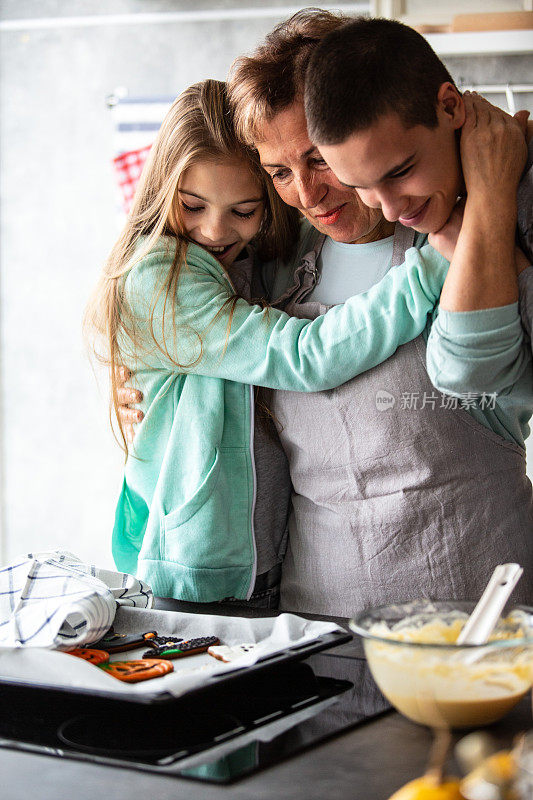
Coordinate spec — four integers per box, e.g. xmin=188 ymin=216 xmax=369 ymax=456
xmin=0 ymin=642 xmax=390 ymax=784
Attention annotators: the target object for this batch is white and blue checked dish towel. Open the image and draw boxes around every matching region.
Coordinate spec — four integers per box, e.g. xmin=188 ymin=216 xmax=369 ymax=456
xmin=0 ymin=550 xmax=153 ymax=649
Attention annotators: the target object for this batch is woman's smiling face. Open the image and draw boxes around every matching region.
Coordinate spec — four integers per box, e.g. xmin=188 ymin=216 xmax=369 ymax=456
xmin=256 ymin=101 xmax=390 ymax=244
xmin=178 ymin=158 xmax=264 ymax=266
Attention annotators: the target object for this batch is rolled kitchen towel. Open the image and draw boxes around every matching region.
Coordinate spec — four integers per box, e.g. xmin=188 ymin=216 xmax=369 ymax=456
xmin=0 ymin=550 xmax=153 ymax=649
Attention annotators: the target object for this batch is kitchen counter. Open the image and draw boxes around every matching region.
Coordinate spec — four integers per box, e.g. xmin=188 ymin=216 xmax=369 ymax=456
xmin=2 ymin=600 xmax=531 ymax=800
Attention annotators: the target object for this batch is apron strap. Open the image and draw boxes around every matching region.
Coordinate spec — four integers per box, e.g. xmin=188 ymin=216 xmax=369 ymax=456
xmin=391 ymin=223 xmax=416 ymax=268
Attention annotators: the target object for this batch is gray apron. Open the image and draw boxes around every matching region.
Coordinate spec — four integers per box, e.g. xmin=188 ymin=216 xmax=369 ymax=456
xmin=272 ymin=225 xmax=533 ymax=616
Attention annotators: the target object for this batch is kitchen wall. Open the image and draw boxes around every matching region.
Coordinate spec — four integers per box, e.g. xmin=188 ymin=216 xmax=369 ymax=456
xmin=1 ymin=1 xmax=532 ymax=567
xmin=399 ymin=0 xmax=531 ymax=27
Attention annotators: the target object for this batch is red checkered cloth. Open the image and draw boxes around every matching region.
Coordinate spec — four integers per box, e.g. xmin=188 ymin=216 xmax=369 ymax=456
xmin=113 ymin=144 xmax=152 ymax=213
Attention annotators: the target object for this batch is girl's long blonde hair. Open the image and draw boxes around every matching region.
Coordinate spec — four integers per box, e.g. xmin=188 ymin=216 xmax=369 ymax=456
xmin=86 ymin=79 xmax=299 ymax=455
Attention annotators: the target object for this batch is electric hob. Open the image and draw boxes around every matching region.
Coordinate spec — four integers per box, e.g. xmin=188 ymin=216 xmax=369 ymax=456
xmin=0 ymin=641 xmax=390 ymax=784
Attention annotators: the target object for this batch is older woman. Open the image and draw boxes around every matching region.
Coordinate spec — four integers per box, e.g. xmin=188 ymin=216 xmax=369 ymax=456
xmin=227 ymin=9 xmax=532 ymax=612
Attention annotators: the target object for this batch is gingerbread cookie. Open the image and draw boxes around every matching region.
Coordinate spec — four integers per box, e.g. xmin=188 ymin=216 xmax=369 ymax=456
xmin=90 ymin=629 xmax=158 ymax=654
xmin=207 ymin=643 xmax=256 ymax=663
xmin=68 ymin=648 xmax=110 ymax=665
xmin=142 ymin=635 xmax=183 ymax=651
xmin=143 ymin=636 xmax=220 ymax=660
xmin=99 ymin=658 xmax=173 ymax=683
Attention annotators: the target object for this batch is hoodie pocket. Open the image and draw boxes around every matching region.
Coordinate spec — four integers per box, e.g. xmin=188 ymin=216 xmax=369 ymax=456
xmin=161 ymin=447 xmax=254 ymax=570
xmin=162 ymin=448 xmax=221 ymax=530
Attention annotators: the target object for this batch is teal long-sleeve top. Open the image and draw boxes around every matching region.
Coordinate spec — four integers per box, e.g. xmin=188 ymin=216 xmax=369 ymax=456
xmin=426 ymin=132 xmax=533 ymax=448
xmin=425 ymin=269 xmax=533 ymax=449
xmin=115 ymin=236 xmax=451 ymax=601
xmin=269 ymin=220 xmax=533 ymax=449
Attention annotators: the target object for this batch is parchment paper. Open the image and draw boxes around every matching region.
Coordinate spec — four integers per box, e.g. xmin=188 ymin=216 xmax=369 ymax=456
xmin=0 ymin=606 xmax=342 ymax=701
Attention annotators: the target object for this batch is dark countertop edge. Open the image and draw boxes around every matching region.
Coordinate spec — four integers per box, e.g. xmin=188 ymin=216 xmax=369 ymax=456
xmin=1 ymin=600 xmax=530 ymax=800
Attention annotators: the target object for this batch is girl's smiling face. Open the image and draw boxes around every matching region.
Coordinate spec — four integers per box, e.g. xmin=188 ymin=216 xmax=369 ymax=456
xmin=178 ymin=158 xmax=264 ymax=267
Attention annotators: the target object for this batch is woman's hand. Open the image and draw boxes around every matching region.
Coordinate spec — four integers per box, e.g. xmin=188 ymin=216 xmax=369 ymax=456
xmin=437 ymin=94 xmax=525 ymax=312
xmin=428 ymin=199 xmax=465 ymax=262
xmin=460 ymin=92 xmax=528 ymax=205
xmin=512 ymin=109 xmax=531 ymax=140
xmin=116 ymin=366 xmax=144 ymax=443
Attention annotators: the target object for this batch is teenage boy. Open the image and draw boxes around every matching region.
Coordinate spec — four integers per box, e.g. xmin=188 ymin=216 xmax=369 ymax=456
xmin=304 ymin=16 xmax=533 ymax=317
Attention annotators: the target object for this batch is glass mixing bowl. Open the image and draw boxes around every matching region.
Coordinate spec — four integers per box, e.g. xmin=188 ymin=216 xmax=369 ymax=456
xmin=349 ymin=600 xmax=533 ymax=729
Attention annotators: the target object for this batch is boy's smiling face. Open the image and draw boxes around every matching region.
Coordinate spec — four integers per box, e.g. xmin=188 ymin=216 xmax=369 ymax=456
xmin=316 ymin=84 xmax=466 ymax=235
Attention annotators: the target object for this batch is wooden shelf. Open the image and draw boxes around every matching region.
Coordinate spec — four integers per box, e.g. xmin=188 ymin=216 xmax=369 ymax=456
xmin=424 ymin=29 xmax=533 ymax=56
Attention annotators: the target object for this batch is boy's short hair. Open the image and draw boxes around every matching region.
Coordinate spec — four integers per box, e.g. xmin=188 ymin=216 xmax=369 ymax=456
xmin=305 ymin=17 xmax=455 ymax=145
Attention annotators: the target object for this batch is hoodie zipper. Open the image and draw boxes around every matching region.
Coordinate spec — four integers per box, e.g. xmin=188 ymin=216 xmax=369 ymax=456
xmin=217 ymin=258 xmax=257 ymax=599
xmin=246 ymin=383 xmax=258 ymax=599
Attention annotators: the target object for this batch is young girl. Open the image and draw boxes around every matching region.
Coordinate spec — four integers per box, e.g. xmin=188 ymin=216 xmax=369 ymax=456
xmin=87 ymin=80 xmax=448 ymax=604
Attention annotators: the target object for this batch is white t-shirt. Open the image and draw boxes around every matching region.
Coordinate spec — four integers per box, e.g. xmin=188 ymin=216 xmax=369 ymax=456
xmin=306 ymin=235 xmax=394 ymax=305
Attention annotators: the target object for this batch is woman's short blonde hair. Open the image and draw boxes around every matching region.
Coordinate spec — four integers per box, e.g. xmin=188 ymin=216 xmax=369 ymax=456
xmin=228 ymin=8 xmax=350 ymax=147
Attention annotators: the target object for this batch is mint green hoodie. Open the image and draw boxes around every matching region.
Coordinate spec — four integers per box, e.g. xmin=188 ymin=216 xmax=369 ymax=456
xmin=113 ymin=236 xmax=449 ymax=601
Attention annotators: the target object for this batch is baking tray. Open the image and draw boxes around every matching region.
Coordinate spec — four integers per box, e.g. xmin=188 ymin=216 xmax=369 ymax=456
xmin=0 ymin=606 xmax=351 ymax=705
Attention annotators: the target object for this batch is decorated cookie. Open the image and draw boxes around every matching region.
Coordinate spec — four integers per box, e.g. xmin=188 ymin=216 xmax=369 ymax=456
xmin=143 ymin=636 xmax=220 ymax=660
xmin=99 ymin=658 xmax=173 ymax=683
xmin=207 ymin=643 xmax=257 ymax=662
xmin=68 ymin=648 xmax=110 ymax=665
xmin=142 ymin=635 xmax=183 ymax=650
xmin=90 ymin=629 xmax=158 ymax=654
